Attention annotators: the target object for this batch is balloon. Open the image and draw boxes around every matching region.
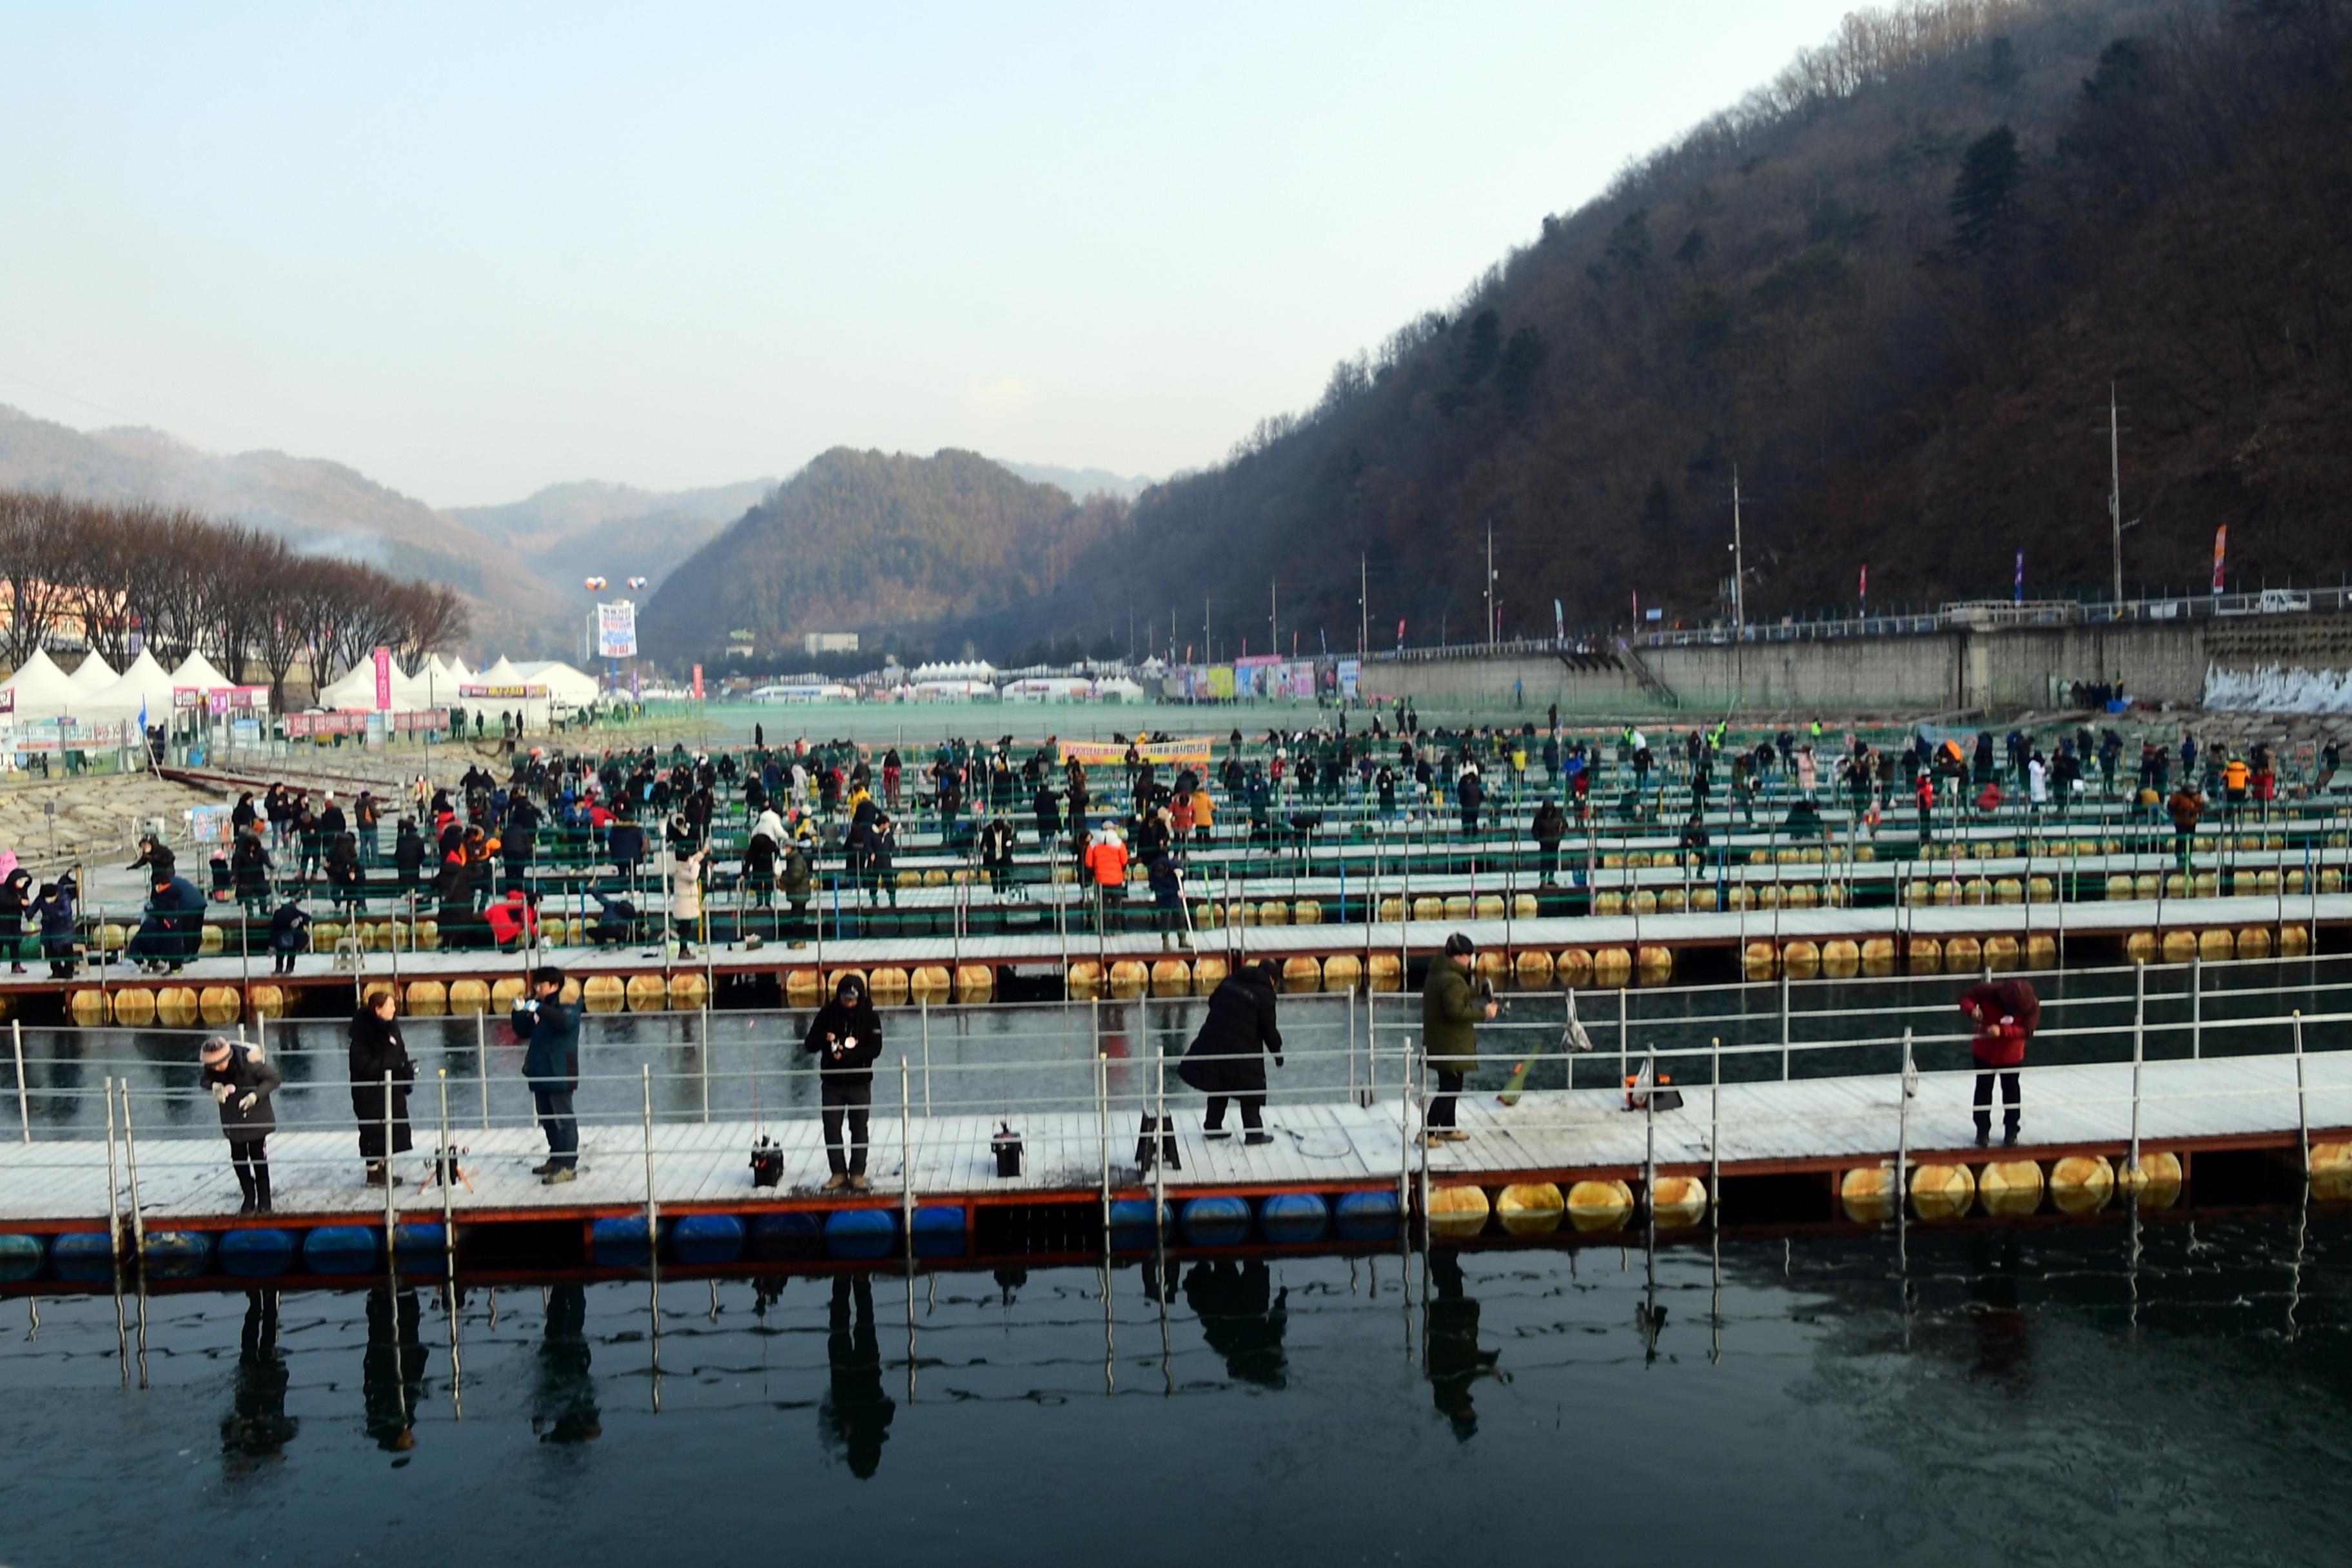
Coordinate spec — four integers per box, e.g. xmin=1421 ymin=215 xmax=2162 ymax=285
xmin=626 ymin=576 xmax=649 ymax=590
xmin=583 ymin=576 xmax=607 ymax=591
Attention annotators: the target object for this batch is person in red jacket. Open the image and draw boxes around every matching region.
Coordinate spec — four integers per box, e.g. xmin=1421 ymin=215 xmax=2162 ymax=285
xmin=1960 ymin=978 xmax=2039 ymax=1146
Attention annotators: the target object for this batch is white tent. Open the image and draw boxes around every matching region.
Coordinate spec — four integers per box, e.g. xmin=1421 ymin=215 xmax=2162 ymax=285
xmin=81 ymin=649 xmax=179 ymax=722
xmin=66 ymin=652 xmax=119 ymax=694
xmin=317 ymin=658 xmax=432 ymax=712
xmin=424 ymin=652 xmax=474 ymax=684
xmin=167 ymin=651 xmax=236 ymax=692
xmin=476 ymin=656 xmax=527 ymax=685
xmin=1 ymin=649 xmax=84 ymax=722
xmin=514 ymin=660 xmax=601 ymax=706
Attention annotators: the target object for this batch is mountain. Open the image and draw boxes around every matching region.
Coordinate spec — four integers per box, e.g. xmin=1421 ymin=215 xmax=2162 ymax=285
xmin=995 ymin=460 xmax=1157 ymax=502
xmin=966 ymin=0 xmax=2352 ymax=652
xmin=0 ymin=403 xmax=572 ymax=653
xmin=636 ymin=447 xmax=1122 ymax=663
xmin=450 ymin=478 xmax=772 ymax=600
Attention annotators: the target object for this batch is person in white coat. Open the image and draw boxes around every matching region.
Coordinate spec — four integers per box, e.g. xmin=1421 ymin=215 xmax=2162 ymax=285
xmin=670 ymin=843 xmax=707 ymax=958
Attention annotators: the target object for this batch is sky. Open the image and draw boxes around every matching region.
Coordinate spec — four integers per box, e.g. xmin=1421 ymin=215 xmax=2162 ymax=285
xmin=0 ymin=1 xmax=1863 ymax=508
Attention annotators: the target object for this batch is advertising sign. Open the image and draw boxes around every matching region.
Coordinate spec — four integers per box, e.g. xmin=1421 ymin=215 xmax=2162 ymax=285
xmin=1059 ymin=738 xmax=1214 ymax=769
xmin=692 ymin=663 xmax=705 ymax=701
xmin=373 ymin=646 xmax=393 ymax=711
xmin=598 ymin=602 xmax=638 ymax=658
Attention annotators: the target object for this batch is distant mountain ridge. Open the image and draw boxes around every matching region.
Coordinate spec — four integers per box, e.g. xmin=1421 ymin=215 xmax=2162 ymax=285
xmin=637 ymin=447 xmax=1124 ymax=663
xmin=450 ymin=478 xmax=774 ymax=603
xmin=996 ymin=460 xmax=1155 ymax=502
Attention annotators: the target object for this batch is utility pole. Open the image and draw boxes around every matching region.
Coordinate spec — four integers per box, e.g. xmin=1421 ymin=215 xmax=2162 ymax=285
xmin=1730 ymin=466 xmax=1746 ymax=635
xmin=2107 ymin=383 xmax=2133 ymax=603
xmin=1269 ymin=578 xmax=1277 ymax=657
xmin=1485 ymin=523 xmax=1496 ymax=651
xmin=1358 ymin=554 xmax=1369 ymax=660
xmin=1204 ymin=597 xmax=1211 ymax=663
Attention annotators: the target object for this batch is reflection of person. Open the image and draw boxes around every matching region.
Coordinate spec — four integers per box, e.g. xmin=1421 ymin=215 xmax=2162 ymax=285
xmin=1177 ymin=961 xmax=1282 ymax=1144
xmin=1966 ymin=1229 xmax=2030 ymax=1382
xmin=532 ymin=1283 xmax=602 ymax=1444
xmin=1183 ymin=1259 xmax=1288 ymax=1389
xmin=362 ymin=1286 xmax=429 ymax=1453
xmin=220 ymin=1288 xmax=299 ymax=1474
xmin=820 ymin=1275 xmax=896 ymax=1478
xmin=1425 ymin=1251 xmax=1499 ymax=1438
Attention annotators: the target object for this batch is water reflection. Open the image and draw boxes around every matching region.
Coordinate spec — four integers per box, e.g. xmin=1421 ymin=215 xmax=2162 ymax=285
xmin=1424 ymin=1251 xmax=1499 ymax=1437
xmin=820 ymin=1275 xmax=894 ymax=1478
xmin=220 ymin=1288 xmax=297 ymax=1475
xmin=361 ymin=1286 xmax=429 ymax=1455
xmin=1183 ymin=1259 xmax=1287 ymax=1389
xmin=533 ymin=1283 xmax=601 ymax=1446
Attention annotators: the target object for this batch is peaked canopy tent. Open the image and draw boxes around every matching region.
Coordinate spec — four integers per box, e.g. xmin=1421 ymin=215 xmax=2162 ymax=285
xmin=79 ymin=649 xmax=179 ymax=724
xmin=0 ymin=649 xmax=86 ymax=723
xmin=166 ymin=651 xmax=237 ymax=693
xmin=66 ymin=652 xmax=118 ymax=694
xmin=513 ymin=660 xmax=601 ymax=707
xmin=315 ymin=657 xmax=435 ymax=714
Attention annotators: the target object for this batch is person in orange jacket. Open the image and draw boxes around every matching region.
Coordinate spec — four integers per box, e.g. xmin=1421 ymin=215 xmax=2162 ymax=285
xmin=1082 ymin=824 xmax=1130 ymax=935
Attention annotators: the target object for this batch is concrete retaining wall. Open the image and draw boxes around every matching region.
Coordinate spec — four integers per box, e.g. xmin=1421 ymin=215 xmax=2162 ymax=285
xmin=1357 ymin=614 xmax=2352 ymax=716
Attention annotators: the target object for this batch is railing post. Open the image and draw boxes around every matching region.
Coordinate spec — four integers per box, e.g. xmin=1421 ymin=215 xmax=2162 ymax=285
xmin=2190 ymin=954 xmax=2202 ymax=1059
xmin=1096 ymin=1049 xmax=1111 ymax=1232
xmin=1709 ymin=1035 xmax=1722 ymax=1205
xmin=2292 ymin=1011 xmax=2310 ymax=1177
xmin=383 ymin=1069 xmax=397 ymax=1246
xmin=1618 ymin=985 xmax=1629 ymax=1090
xmin=1779 ymin=971 xmax=1791 ymax=1081
xmin=920 ymin=998 xmax=933 ymax=1116
xmin=13 ymin=1018 xmax=26 ymax=1143
xmin=102 ymin=1074 xmax=121 ymax=1260
xmin=438 ymin=1068 xmax=456 ymax=1283
xmin=2128 ymin=996 xmax=2144 ymax=1181
xmin=900 ymin=1057 xmax=914 ymax=1251
xmin=641 ymin=1063 xmax=659 ymax=1242
xmin=478 ymin=1007 xmax=491 ymax=1132
xmin=1153 ymin=1041 xmax=1168 ymax=1242
xmin=119 ymin=1079 xmax=146 ymax=1266
xmin=700 ymin=1004 xmax=711 ymax=1125
xmin=1896 ymin=1028 xmax=1912 ymax=1215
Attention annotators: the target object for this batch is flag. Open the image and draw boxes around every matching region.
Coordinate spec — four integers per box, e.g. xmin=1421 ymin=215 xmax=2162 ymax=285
xmin=2013 ymin=549 xmax=2024 ymax=604
xmin=1858 ymin=564 xmax=1868 ymax=606
xmin=1553 ymin=598 xmax=1565 ymax=648
xmin=2211 ymin=526 xmax=2228 ymax=595
xmin=1395 ymin=618 xmax=1405 ymax=651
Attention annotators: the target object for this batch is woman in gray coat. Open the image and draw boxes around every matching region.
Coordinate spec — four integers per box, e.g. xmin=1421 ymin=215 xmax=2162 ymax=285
xmin=201 ymin=1035 xmax=283 ymax=1214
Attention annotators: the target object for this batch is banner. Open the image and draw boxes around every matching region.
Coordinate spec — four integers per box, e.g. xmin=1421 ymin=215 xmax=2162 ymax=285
xmin=692 ymin=663 xmax=705 ymax=701
xmin=598 ymin=601 xmax=638 ymax=658
xmin=458 ymin=683 xmax=549 ymax=700
xmin=1058 ymin=738 xmax=1213 ymax=768
xmin=11 ymin=718 xmax=128 ymax=752
xmin=1338 ymin=657 xmax=1360 ymax=698
xmin=0 ymin=691 xmax=13 ymax=714
xmin=2013 ymin=549 xmax=2024 ymax=603
xmin=1204 ymin=665 xmax=1234 ymax=700
xmin=2211 ymin=526 xmax=2228 ymax=595
xmin=373 ymin=646 xmax=393 ymax=711
xmin=1553 ymin=599 xmax=1565 ymax=649
xmin=172 ymin=686 xmax=204 ymax=709
xmin=1858 ymin=564 xmax=1868 ymax=607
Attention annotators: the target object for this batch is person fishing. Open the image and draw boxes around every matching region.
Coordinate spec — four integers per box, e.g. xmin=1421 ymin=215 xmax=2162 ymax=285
xmin=805 ymin=974 xmax=883 ymax=1192
xmin=1177 ymin=959 xmax=1283 ymax=1144
xmin=1420 ymin=933 xmax=1496 ymax=1146
xmin=1961 ymin=977 xmax=2039 ymax=1147
xmin=349 ymin=987 xmax=415 ymax=1187
xmin=201 ymin=1034 xmax=282 ymax=1215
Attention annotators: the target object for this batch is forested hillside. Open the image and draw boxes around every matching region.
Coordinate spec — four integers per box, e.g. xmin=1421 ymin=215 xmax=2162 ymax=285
xmin=966 ymin=0 xmax=2352 ymax=655
xmin=637 ymin=448 xmax=1121 ymax=662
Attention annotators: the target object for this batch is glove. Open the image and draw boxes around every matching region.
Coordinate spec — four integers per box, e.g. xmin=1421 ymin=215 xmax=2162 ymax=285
xmin=211 ymin=1082 xmax=233 ymax=1104
xmin=237 ymin=1093 xmax=257 ymax=1112
xmin=1272 ymin=1054 xmax=1285 ymax=1069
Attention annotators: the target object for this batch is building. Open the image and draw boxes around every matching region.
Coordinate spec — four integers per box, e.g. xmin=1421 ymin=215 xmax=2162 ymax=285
xmin=802 ymin=631 xmax=860 ymax=656
xmin=725 ymin=628 xmax=756 ymax=660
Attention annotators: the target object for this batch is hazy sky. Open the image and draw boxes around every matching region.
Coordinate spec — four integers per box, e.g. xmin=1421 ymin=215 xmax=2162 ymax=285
xmin=1 ymin=2 xmax=1861 ymax=507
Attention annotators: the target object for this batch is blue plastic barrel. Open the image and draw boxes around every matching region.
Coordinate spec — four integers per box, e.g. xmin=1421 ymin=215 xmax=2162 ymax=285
xmin=911 ymin=1205 xmax=966 ymax=1259
xmin=391 ymin=1222 xmax=447 ymax=1255
xmin=1179 ymin=1195 xmax=1252 ymax=1246
xmin=749 ymin=1210 xmax=823 ymax=1259
xmin=1334 ymin=1189 xmax=1401 ymax=1241
xmin=1259 ymin=1191 xmax=1330 ymax=1244
xmin=49 ymin=1231 xmax=116 ymax=1280
xmin=823 ymin=1207 xmax=896 ymax=1260
xmin=671 ymin=1213 xmax=747 ymax=1265
xmin=141 ymin=1231 xmax=213 ymax=1278
xmin=218 ymin=1229 xmax=299 ymax=1277
xmin=0 ymin=1231 xmax=43 ymax=1281
xmin=302 ymin=1226 xmax=382 ymax=1271
xmin=591 ymin=1215 xmax=661 ymax=1265
xmin=1108 ymin=1197 xmax=1174 ymax=1234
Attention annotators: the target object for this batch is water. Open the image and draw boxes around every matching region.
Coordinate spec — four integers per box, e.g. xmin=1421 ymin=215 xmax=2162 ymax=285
xmin=3 ymin=1215 xmax=2347 ymax=1565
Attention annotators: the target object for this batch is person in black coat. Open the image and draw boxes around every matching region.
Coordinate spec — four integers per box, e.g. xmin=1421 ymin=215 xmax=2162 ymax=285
xmin=31 ymin=877 xmax=76 ymax=979
xmin=349 ymin=990 xmax=415 ymax=1186
xmin=0 ymin=866 xmax=30 ymax=974
xmin=393 ymin=819 xmax=426 ymax=892
xmin=130 ymin=872 xmax=206 ymax=974
xmin=200 ymin=1034 xmax=283 ymax=1213
xmin=1177 ymin=962 xmax=1284 ymax=1144
xmin=268 ymin=897 xmax=311 ymax=975
xmin=803 ymin=974 xmax=883 ymax=1191
xmin=231 ymin=828 xmax=273 ymax=918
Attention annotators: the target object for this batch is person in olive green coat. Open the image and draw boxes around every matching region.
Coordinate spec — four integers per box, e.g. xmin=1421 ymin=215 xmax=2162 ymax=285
xmin=1420 ymin=933 xmax=1495 ymax=1144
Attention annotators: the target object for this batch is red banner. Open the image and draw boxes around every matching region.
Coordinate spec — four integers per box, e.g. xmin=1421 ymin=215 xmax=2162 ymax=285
xmin=2211 ymin=525 xmax=2228 ymax=595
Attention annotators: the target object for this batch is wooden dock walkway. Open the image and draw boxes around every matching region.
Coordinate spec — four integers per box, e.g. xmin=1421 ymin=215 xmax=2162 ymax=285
xmin=5 ymin=1051 xmax=2345 ymax=1238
